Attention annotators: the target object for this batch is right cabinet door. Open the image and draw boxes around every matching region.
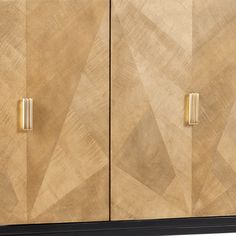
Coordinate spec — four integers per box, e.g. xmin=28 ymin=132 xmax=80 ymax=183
xmin=192 ymin=0 xmax=236 ymax=216
xmin=111 ymin=0 xmax=236 ymax=220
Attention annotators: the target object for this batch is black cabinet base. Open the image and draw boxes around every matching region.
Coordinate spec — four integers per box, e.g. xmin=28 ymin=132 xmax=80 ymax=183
xmin=1 ymin=216 xmax=236 ymax=236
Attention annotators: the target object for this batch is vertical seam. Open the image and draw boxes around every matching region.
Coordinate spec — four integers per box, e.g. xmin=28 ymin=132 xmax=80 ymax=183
xmin=25 ymin=0 xmax=29 ymax=223
xmin=108 ymin=0 xmax=112 ymax=222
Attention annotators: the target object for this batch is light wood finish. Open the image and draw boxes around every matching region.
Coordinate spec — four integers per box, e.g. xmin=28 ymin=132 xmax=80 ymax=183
xmin=27 ymin=0 xmax=109 ymax=223
xmin=192 ymin=0 xmax=236 ymax=216
xmin=0 ymin=0 xmax=109 ymax=224
xmin=0 ymin=0 xmax=27 ymax=224
xmin=111 ymin=0 xmax=192 ymax=220
xmin=111 ymin=0 xmax=236 ymax=220
xmin=1 ymin=0 xmax=236 ymax=224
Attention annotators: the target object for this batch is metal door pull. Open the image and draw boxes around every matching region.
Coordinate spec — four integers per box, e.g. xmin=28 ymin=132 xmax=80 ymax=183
xmin=185 ymin=93 xmax=199 ymax=126
xmin=19 ymin=98 xmax=33 ymax=131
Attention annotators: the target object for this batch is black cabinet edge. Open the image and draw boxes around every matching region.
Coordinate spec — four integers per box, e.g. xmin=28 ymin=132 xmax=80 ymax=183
xmin=1 ymin=216 xmax=236 ymax=235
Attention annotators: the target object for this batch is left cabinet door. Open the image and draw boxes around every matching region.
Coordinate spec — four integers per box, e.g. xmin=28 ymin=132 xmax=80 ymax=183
xmin=0 ymin=0 xmax=27 ymax=224
xmin=0 ymin=0 xmax=109 ymax=224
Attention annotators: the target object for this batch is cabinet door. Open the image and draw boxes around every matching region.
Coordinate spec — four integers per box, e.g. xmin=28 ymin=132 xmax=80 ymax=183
xmin=111 ymin=0 xmax=192 ymax=220
xmin=0 ymin=0 xmax=27 ymax=224
xmin=192 ymin=0 xmax=236 ymax=216
xmin=0 ymin=0 xmax=109 ymax=224
xmin=111 ymin=0 xmax=236 ymax=220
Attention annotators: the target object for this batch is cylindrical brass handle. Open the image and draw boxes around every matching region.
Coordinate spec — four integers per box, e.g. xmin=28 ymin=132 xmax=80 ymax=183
xmin=20 ymin=98 xmax=33 ymax=131
xmin=185 ymin=93 xmax=199 ymax=126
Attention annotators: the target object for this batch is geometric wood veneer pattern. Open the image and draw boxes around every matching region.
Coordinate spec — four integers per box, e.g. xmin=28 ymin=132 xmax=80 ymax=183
xmin=192 ymin=0 xmax=236 ymax=217
xmin=111 ymin=0 xmax=192 ymax=220
xmin=111 ymin=0 xmax=236 ymax=220
xmin=1 ymin=0 xmax=236 ymax=226
xmin=0 ymin=0 xmax=109 ymax=224
xmin=0 ymin=0 xmax=27 ymax=224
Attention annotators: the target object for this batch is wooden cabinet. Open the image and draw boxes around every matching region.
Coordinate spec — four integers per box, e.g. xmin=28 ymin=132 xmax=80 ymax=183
xmin=0 ymin=0 xmax=109 ymax=224
xmin=1 ymin=0 xmax=236 ymax=226
xmin=111 ymin=0 xmax=236 ymax=220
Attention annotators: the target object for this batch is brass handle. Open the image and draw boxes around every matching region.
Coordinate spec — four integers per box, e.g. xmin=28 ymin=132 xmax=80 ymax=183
xmin=19 ymin=98 xmax=33 ymax=131
xmin=185 ymin=93 xmax=199 ymax=126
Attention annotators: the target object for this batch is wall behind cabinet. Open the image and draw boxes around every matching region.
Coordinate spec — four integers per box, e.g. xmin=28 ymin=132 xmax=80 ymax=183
xmin=0 ymin=0 xmax=109 ymax=224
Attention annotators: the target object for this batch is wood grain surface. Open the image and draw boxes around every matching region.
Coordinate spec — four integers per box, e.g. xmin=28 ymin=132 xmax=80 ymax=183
xmin=111 ymin=0 xmax=192 ymax=220
xmin=1 ymin=0 xmax=236 ymax=225
xmin=27 ymin=0 xmax=109 ymax=223
xmin=192 ymin=0 xmax=236 ymax=217
xmin=0 ymin=0 xmax=27 ymax=224
xmin=111 ymin=0 xmax=236 ymax=220
xmin=0 ymin=0 xmax=109 ymax=224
